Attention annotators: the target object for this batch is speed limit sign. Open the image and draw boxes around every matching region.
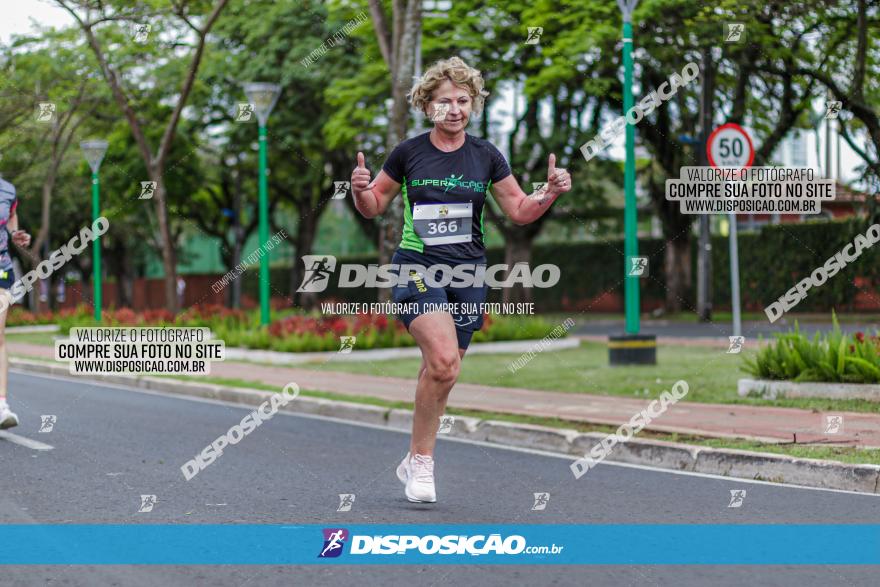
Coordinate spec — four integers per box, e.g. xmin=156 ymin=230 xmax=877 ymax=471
xmin=707 ymin=123 xmax=754 ymax=168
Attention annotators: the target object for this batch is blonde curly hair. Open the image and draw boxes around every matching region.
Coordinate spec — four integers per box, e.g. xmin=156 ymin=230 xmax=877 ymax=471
xmin=408 ymin=56 xmax=489 ymax=116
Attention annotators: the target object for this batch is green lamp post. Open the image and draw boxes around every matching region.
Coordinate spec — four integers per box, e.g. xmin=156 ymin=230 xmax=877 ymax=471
xmin=243 ymin=83 xmax=282 ymax=326
xmin=80 ymin=140 xmax=108 ymax=321
xmin=609 ymin=0 xmax=656 ymax=365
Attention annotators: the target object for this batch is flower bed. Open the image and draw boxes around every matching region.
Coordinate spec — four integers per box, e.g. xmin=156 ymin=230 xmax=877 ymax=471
xmin=743 ymin=314 xmax=880 ymax=384
xmin=7 ymin=306 xmax=88 ymax=327
xmin=48 ymin=304 xmax=565 ymax=352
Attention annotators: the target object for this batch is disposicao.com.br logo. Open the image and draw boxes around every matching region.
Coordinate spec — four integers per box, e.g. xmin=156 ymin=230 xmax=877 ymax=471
xmin=318 ymin=528 xmax=563 ymax=558
xmin=297 ymin=254 xmax=560 ymax=293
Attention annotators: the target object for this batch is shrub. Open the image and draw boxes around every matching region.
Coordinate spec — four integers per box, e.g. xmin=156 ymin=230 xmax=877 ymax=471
xmin=742 ymin=313 xmax=880 ymax=383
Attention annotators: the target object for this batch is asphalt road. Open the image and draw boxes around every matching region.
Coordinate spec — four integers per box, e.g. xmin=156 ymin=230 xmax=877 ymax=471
xmin=2 ymin=371 xmax=879 ymax=586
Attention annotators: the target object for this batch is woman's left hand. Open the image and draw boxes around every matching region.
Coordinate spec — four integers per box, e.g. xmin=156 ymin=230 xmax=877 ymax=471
xmin=11 ymin=230 xmax=31 ymax=248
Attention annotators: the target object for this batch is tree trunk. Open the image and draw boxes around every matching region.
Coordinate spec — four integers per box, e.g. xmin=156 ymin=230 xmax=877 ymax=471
xmin=375 ymin=0 xmax=421 ymax=302
xmin=229 ymin=173 xmax=244 ymax=309
xmin=291 ymin=206 xmax=320 ymax=309
xmin=502 ymin=228 xmax=535 ymax=304
xmin=149 ymin=170 xmax=178 ymax=313
xmin=664 ymin=234 xmax=691 ymax=312
xmin=109 ymin=240 xmax=134 ymax=308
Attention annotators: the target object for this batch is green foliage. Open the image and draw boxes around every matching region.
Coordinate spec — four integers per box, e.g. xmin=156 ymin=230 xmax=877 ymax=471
xmin=743 ymin=312 xmax=880 ymax=384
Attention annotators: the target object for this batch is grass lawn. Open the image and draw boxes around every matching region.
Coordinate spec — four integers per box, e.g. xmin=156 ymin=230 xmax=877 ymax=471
xmin=308 ymin=340 xmax=880 ymax=414
xmin=6 ymin=332 xmax=59 ymax=345
xmin=170 ymin=374 xmax=880 ymax=466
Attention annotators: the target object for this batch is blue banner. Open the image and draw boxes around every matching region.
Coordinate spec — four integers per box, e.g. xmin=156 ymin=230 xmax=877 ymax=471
xmin=1 ymin=524 xmax=878 ymax=565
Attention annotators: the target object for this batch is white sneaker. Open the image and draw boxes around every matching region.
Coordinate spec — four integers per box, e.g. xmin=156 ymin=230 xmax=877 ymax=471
xmin=0 ymin=400 xmax=19 ymax=430
xmin=396 ymin=452 xmax=437 ymax=503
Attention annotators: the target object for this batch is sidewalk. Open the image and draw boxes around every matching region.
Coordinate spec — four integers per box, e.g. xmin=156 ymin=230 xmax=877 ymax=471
xmin=11 ymin=341 xmax=880 ymax=448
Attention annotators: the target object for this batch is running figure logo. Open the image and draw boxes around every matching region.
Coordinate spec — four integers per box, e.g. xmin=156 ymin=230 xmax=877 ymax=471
xmin=725 ymin=23 xmax=745 ymax=42
xmin=727 ymin=489 xmax=746 ymax=508
xmin=727 ymin=336 xmax=745 ymax=354
xmin=132 ymin=23 xmax=151 ymax=43
xmin=825 ymin=101 xmax=842 ymax=119
xmin=236 ymin=103 xmax=255 ymax=122
xmin=525 ymin=27 xmax=543 ymax=45
xmin=140 ymin=181 xmax=156 ymax=200
xmin=531 ymin=492 xmax=550 ymax=511
xmin=430 ymin=103 xmax=450 ymax=122
xmin=438 ymin=415 xmax=455 ymax=434
xmin=453 ymin=314 xmax=478 ymax=328
xmin=338 ymin=336 xmax=356 ymax=354
xmin=332 ymin=181 xmax=349 ymax=199
xmin=297 ymin=255 xmax=337 ymax=293
xmin=318 ymin=528 xmax=349 ymax=558
xmin=824 ymin=414 xmax=843 ymax=434
xmin=629 ymin=256 xmax=648 ymax=277
xmin=38 ymin=415 xmax=57 ymax=433
xmin=336 ymin=494 xmax=355 ymax=512
xmin=36 ymin=103 xmax=56 ymax=122
xmin=138 ymin=494 xmax=157 ymax=513
xmin=443 ymin=173 xmax=465 ymax=193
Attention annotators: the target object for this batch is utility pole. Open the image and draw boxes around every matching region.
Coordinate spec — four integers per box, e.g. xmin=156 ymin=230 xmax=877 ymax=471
xmin=696 ymin=47 xmax=714 ymax=322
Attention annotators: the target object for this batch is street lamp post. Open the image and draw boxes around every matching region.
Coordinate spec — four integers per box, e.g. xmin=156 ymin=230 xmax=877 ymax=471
xmin=609 ymin=0 xmax=656 ymax=365
xmin=618 ymin=0 xmax=639 ymax=335
xmin=80 ymin=140 xmax=108 ymax=321
xmin=243 ymin=83 xmax=281 ymax=326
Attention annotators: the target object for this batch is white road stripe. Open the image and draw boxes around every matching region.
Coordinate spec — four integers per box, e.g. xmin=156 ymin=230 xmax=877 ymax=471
xmin=0 ymin=431 xmax=54 ymax=451
xmin=11 ymin=369 xmax=880 ymax=497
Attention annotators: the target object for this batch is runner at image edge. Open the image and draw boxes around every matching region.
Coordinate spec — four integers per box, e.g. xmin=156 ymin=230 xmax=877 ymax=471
xmin=0 ymin=177 xmax=33 ymax=429
xmin=350 ymin=56 xmax=572 ymax=503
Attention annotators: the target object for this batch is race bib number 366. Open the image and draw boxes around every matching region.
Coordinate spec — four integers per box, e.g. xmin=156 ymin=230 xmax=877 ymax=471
xmin=413 ymin=202 xmax=472 ymax=245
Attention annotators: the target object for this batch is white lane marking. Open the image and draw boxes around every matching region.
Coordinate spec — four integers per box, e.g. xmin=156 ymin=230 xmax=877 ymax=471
xmin=12 ymin=370 xmax=880 ymax=498
xmin=0 ymin=431 xmax=54 ymax=451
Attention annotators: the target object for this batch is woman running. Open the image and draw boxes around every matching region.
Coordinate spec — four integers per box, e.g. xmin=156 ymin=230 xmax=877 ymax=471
xmin=0 ymin=177 xmax=31 ymax=429
xmin=351 ymin=56 xmax=571 ymax=503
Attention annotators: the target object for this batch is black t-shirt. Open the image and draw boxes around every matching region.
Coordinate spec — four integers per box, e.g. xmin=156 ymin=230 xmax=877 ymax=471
xmin=382 ymin=132 xmax=511 ymax=259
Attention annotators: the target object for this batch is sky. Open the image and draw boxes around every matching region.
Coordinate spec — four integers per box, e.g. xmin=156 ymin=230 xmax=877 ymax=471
xmin=0 ymin=0 xmax=72 ymax=44
xmin=0 ymin=0 xmax=866 ymax=186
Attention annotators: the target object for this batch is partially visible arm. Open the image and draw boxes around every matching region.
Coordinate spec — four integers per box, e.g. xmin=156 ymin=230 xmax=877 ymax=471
xmin=353 ymin=170 xmax=401 ymax=218
xmin=490 ymin=153 xmax=571 ymax=226
xmin=351 ymin=151 xmax=402 ymax=219
xmin=6 ymin=209 xmax=17 ymax=233
xmin=490 ymin=176 xmax=562 ymax=226
xmin=7 ymin=206 xmax=30 ymax=248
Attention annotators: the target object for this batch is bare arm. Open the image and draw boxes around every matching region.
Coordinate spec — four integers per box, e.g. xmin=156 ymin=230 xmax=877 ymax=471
xmin=351 ymin=152 xmax=401 ymax=218
xmin=490 ymin=154 xmax=571 ymax=225
xmin=8 ymin=208 xmax=30 ymax=248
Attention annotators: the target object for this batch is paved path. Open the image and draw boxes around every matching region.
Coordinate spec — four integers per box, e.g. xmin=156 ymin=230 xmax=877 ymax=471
xmin=11 ymin=341 xmax=880 ymax=447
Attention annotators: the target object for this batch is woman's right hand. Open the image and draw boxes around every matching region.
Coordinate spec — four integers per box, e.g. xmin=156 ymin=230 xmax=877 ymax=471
xmin=351 ymin=152 xmax=372 ymax=197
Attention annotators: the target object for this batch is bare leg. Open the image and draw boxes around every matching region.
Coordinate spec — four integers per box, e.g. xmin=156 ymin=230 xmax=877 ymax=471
xmin=407 ymin=312 xmax=462 ymax=456
xmin=0 ymin=291 xmax=11 ymax=401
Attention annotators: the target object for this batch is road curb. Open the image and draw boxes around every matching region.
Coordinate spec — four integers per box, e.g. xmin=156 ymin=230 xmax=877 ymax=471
xmin=11 ymin=358 xmax=880 ymax=495
xmin=738 ymin=377 xmax=880 ymax=402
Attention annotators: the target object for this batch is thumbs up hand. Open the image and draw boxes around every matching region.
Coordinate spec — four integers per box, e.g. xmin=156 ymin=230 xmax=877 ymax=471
xmin=546 ymin=153 xmax=571 ymax=197
xmin=352 ymin=151 xmax=372 ymax=196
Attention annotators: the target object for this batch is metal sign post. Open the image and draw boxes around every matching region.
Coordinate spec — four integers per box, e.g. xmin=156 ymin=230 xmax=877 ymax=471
xmin=707 ymin=123 xmax=754 ymax=337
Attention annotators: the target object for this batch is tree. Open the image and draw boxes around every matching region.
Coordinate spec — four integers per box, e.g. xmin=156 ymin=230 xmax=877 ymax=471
xmin=367 ymin=0 xmax=422 ymax=293
xmin=57 ymin=0 xmax=229 ymax=313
